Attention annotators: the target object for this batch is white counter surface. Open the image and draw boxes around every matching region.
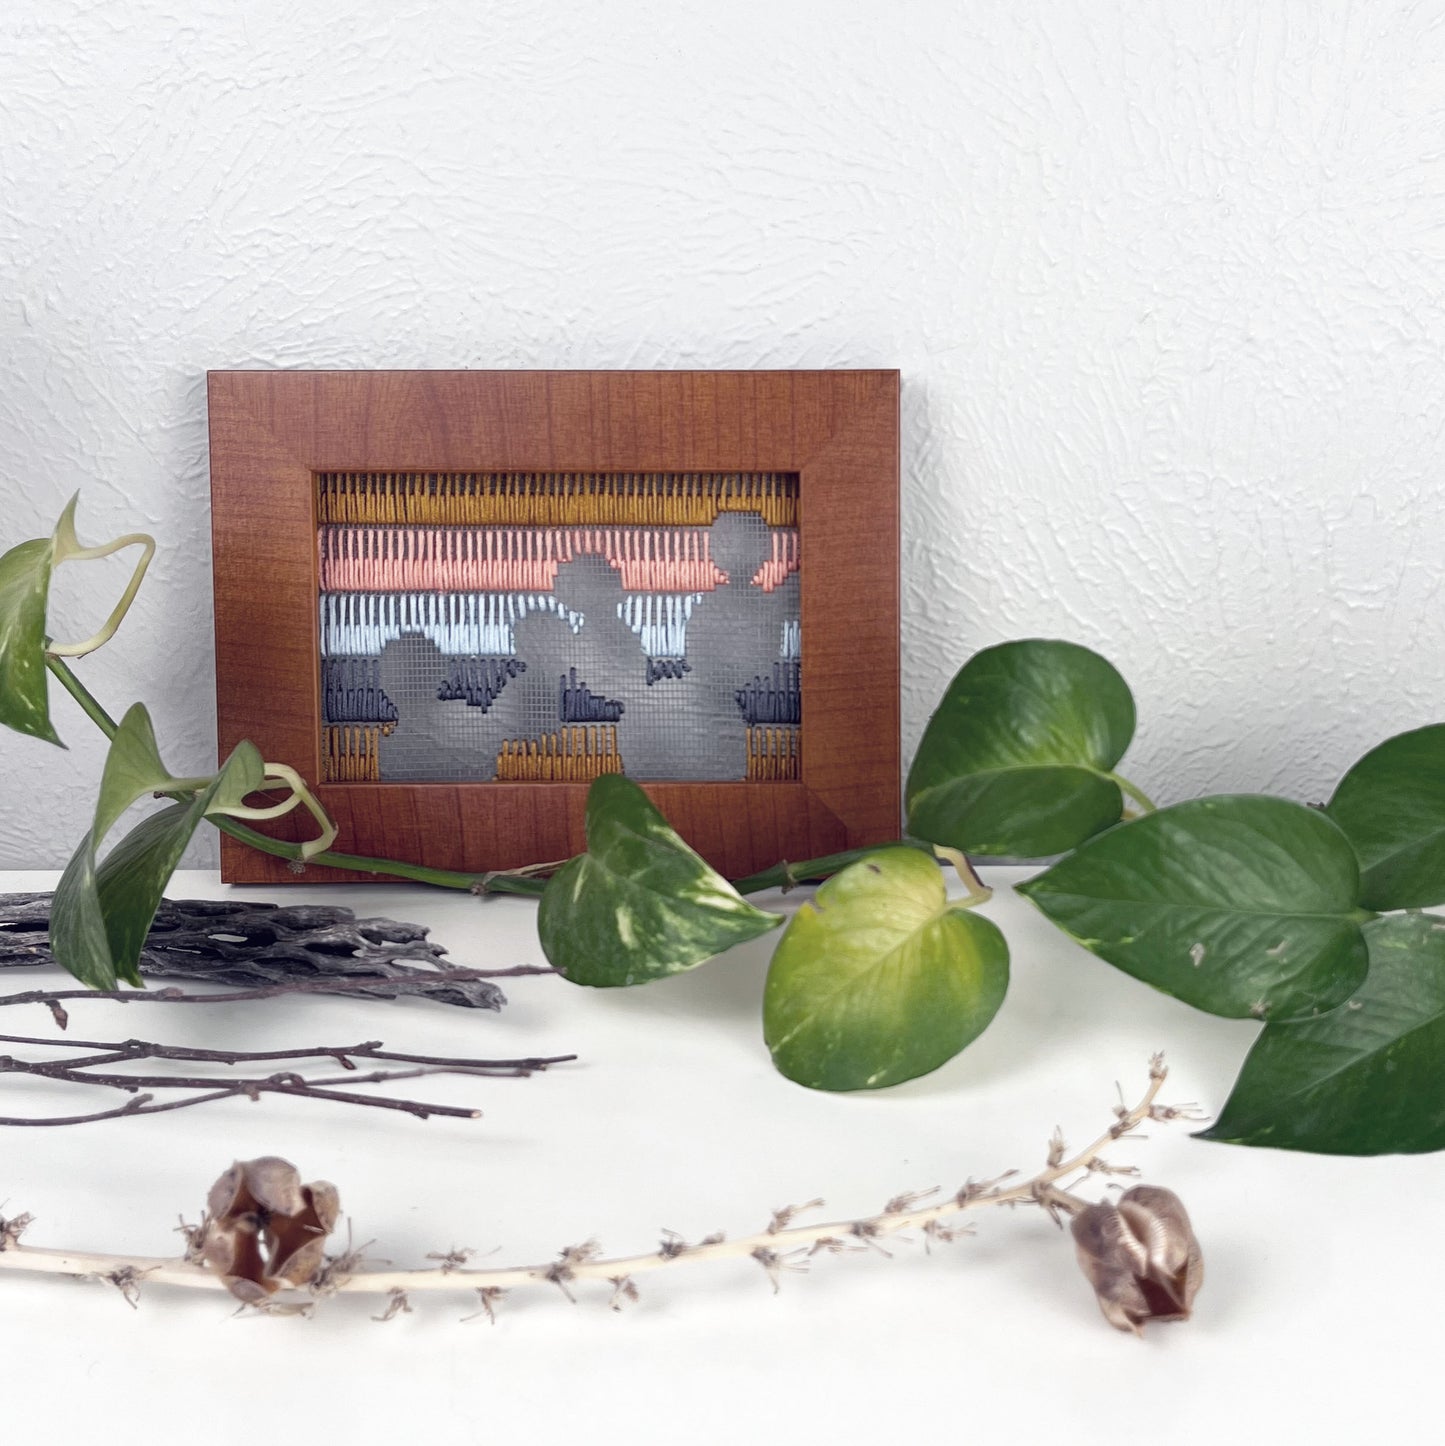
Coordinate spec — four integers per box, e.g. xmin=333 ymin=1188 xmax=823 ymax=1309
xmin=1 ymin=867 xmax=1436 ymax=1444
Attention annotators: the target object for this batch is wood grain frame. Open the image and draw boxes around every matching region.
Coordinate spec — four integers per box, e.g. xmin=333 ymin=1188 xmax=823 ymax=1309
xmin=208 ymin=370 xmax=900 ymax=884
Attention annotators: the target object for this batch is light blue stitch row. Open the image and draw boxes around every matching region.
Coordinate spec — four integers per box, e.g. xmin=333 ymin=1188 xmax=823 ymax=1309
xmin=615 ymin=593 xmax=704 ymax=657
xmin=780 ymin=620 xmax=801 ymax=660
xmin=320 ymin=592 xmax=584 ymax=657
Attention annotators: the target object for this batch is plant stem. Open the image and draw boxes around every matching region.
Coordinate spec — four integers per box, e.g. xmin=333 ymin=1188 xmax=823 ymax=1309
xmin=46 ymin=531 xmax=156 ymax=659
xmin=212 ymin=817 xmax=534 ymax=893
xmin=927 ymin=843 xmax=992 ymax=907
xmin=43 ymin=655 xmax=545 ymax=895
xmin=216 ymin=819 xmax=553 ymax=895
xmin=43 ymin=656 xmax=914 ymax=901
xmin=1107 ymin=772 xmax=1158 ymax=814
xmin=731 ymin=844 xmax=915 ymax=896
xmin=45 ymin=656 xmax=118 ymax=738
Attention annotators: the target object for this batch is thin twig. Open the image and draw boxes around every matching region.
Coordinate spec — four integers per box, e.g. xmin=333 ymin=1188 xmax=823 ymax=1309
xmin=0 ymin=1037 xmax=576 ymax=1126
xmin=0 ymin=1034 xmax=572 ymax=1071
xmin=0 ymin=1059 xmax=1182 ymax=1300
xmin=0 ymin=1081 xmax=511 ymax=1126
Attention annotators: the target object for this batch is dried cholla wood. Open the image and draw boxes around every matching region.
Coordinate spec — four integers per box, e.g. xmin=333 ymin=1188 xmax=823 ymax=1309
xmin=0 ymin=895 xmax=511 ymax=1011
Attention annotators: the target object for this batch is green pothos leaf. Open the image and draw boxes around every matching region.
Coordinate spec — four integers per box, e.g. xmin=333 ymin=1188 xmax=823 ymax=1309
xmin=1018 ymin=795 xmax=1373 ymax=1021
xmin=1200 ymin=913 xmax=1445 ymax=1154
xmin=0 ymin=493 xmax=154 ymax=746
xmin=1326 ymin=724 xmax=1445 ymax=911
xmin=538 ymin=774 xmax=783 ymax=987
xmin=0 ymin=500 xmax=75 ymax=744
xmin=906 ymin=640 xmax=1136 ymax=857
xmin=49 ymin=703 xmax=265 ymax=989
xmin=763 ymin=847 xmax=1009 ymax=1091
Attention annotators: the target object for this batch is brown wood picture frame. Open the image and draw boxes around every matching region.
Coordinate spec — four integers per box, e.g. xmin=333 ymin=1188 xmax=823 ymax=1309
xmin=208 ymin=370 xmax=900 ymax=884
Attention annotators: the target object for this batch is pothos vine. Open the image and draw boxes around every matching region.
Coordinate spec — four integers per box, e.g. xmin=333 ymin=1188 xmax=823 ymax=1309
xmin=3 ymin=496 xmax=1444 ymax=1151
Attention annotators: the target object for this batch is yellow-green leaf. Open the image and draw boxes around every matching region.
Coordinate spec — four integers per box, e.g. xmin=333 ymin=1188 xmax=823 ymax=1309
xmin=763 ymin=847 xmax=1009 ymax=1091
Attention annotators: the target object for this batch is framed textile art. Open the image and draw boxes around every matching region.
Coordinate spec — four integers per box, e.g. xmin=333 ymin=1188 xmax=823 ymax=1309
xmin=208 ymin=370 xmax=900 ymax=884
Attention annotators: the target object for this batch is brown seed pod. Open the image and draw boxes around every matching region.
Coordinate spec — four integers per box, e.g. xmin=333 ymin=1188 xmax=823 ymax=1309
xmin=1070 ymin=1184 xmax=1203 ymax=1335
xmin=201 ymin=1157 xmax=340 ymax=1302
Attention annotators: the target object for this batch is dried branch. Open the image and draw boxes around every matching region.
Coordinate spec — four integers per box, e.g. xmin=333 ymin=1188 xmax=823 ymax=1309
xmin=0 ymin=1058 xmax=1195 ymax=1308
xmin=0 ymin=1035 xmax=576 ymax=1126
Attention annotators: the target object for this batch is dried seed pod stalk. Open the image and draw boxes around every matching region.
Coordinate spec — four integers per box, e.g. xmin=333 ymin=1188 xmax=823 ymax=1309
xmin=0 ymin=1062 xmax=1196 ymax=1331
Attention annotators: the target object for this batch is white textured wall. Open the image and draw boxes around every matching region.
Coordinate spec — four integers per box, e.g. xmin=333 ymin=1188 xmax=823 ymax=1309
xmin=2 ymin=0 xmax=1443 ymax=867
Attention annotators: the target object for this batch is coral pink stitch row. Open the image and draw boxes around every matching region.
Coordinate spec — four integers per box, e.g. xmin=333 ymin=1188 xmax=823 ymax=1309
xmin=318 ymin=527 xmax=800 ymax=594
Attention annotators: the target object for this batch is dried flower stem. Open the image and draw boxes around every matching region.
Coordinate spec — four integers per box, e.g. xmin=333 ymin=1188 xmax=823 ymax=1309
xmin=0 ymin=1060 xmax=1182 ymax=1302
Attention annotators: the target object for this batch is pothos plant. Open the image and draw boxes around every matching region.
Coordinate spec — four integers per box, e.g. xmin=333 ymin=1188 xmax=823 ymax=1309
xmin=4 ymin=497 xmax=1444 ymax=1157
